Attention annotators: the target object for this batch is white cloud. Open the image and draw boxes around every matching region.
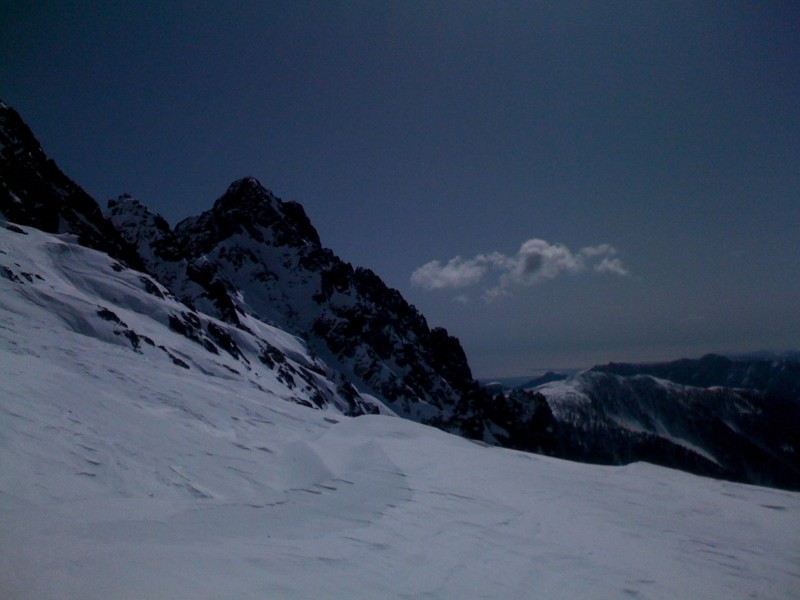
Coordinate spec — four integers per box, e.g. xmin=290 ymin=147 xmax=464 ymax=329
xmin=411 ymin=238 xmax=629 ymax=299
xmin=504 ymin=239 xmax=584 ymax=285
xmin=579 ymin=243 xmax=616 ymax=258
xmin=410 ymin=256 xmax=488 ymax=290
xmin=594 ymin=257 xmax=630 ymax=276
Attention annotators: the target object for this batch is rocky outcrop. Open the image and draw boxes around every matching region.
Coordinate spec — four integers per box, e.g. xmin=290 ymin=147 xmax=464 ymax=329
xmin=0 ymin=101 xmax=143 ymax=270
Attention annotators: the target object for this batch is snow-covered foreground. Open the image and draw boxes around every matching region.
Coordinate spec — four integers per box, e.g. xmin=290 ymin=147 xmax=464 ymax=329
xmin=1 ymin=228 xmax=799 ymax=599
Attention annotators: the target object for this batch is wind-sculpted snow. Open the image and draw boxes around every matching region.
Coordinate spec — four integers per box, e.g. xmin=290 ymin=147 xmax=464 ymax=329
xmin=1 ymin=276 xmax=798 ymax=598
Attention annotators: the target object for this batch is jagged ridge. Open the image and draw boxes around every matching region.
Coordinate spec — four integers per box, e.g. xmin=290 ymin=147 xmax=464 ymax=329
xmin=0 ymin=101 xmax=143 ymax=270
xmin=107 ymin=177 xmax=557 ymax=448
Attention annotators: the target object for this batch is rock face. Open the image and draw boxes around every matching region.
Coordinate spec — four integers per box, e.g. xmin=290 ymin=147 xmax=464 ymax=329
xmin=107 ymin=178 xmax=557 ymax=448
xmin=0 ymin=102 xmax=143 ymax=270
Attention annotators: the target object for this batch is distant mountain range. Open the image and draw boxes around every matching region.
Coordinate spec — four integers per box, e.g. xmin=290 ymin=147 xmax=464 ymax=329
xmin=2 ymin=100 xmax=798 ymax=490
xmin=530 ymin=356 xmax=800 ymax=489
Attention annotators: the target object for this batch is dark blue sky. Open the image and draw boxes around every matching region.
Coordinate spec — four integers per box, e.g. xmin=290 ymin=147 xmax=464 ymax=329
xmin=3 ymin=1 xmax=799 ymax=376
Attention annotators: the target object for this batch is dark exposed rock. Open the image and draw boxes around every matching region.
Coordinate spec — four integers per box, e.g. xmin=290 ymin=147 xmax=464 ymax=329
xmin=110 ymin=175 xmax=490 ymax=432
xmin=0 ymin=265 xmax=22 ymax=283
xmin=138 ymin=276 xmax=165 ymax=299
xmin=158 ymin=345 xmax=190 ymax=369
xmin=97 ymin=307 xmax=123 ymax=324
xmin=207 ymin=322 xmax=245 ymax=361
xmin=4 ymin=224 xmax=27 ymax=235
xmin=0 ymin=102 xmax=144 ymax=270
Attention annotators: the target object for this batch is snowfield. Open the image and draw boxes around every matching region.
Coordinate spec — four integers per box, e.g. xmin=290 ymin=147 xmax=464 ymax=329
xmin=1 ymin=225 xmax=799 ymax=599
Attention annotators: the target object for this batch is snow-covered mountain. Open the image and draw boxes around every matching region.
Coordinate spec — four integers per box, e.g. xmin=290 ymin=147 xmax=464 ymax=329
xmin=103 ymin=174 xmax=560 ymax=450
xmin=534 ymin=366 xmax=800 ymax=490
xmin=2 ymin=224 xmax=799 ymax=599
xmin=105 ymin=180 xmax=480 ymax=425
xmin=593 ymin=353 xmax=800 ymax=401
xmin=2 ymin=97 xmax=799 ymax=494
xmin=0 ymin=221 xmax=385 ymax=414
xmin=2 ymin=99 xmax=800 ymax=598
xmin=0 ymin=100 xmax=555 ymax=452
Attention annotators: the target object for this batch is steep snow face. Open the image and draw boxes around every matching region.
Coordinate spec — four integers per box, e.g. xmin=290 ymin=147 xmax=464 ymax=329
xmin=1 ymin=227 xmax=799 ymax=599
xmin=0 ymin=223 xmax=385 ymax=416
xmin=535 ymin=371 xmax=800 ymax=490
xmin=107 ymin=178 xmax=486 ymax=428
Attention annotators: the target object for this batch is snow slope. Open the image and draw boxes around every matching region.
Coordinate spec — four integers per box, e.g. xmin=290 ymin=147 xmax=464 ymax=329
xmin=1 ymin=224 xmax=799 ymax=598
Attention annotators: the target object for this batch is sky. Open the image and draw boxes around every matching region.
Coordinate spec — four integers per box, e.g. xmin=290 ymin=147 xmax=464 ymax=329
xmin=2 ymin=1 xmax=799 ymax=377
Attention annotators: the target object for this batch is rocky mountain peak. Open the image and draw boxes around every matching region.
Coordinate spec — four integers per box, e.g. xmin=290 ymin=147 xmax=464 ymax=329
xmin=213 ymin=177 xmax=276 ymax=212
xmin=176 ymin=177 xmax=321 ymax=254
xmin=0 ymin=103 xmax=568 ymax=459
xmin=107 ymin=194 xmax=171 ymax=234
xmin=106 ymin=193 xmax=177 ymax=264
xmin=215 ymin=176 xmax=321 ymax=249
